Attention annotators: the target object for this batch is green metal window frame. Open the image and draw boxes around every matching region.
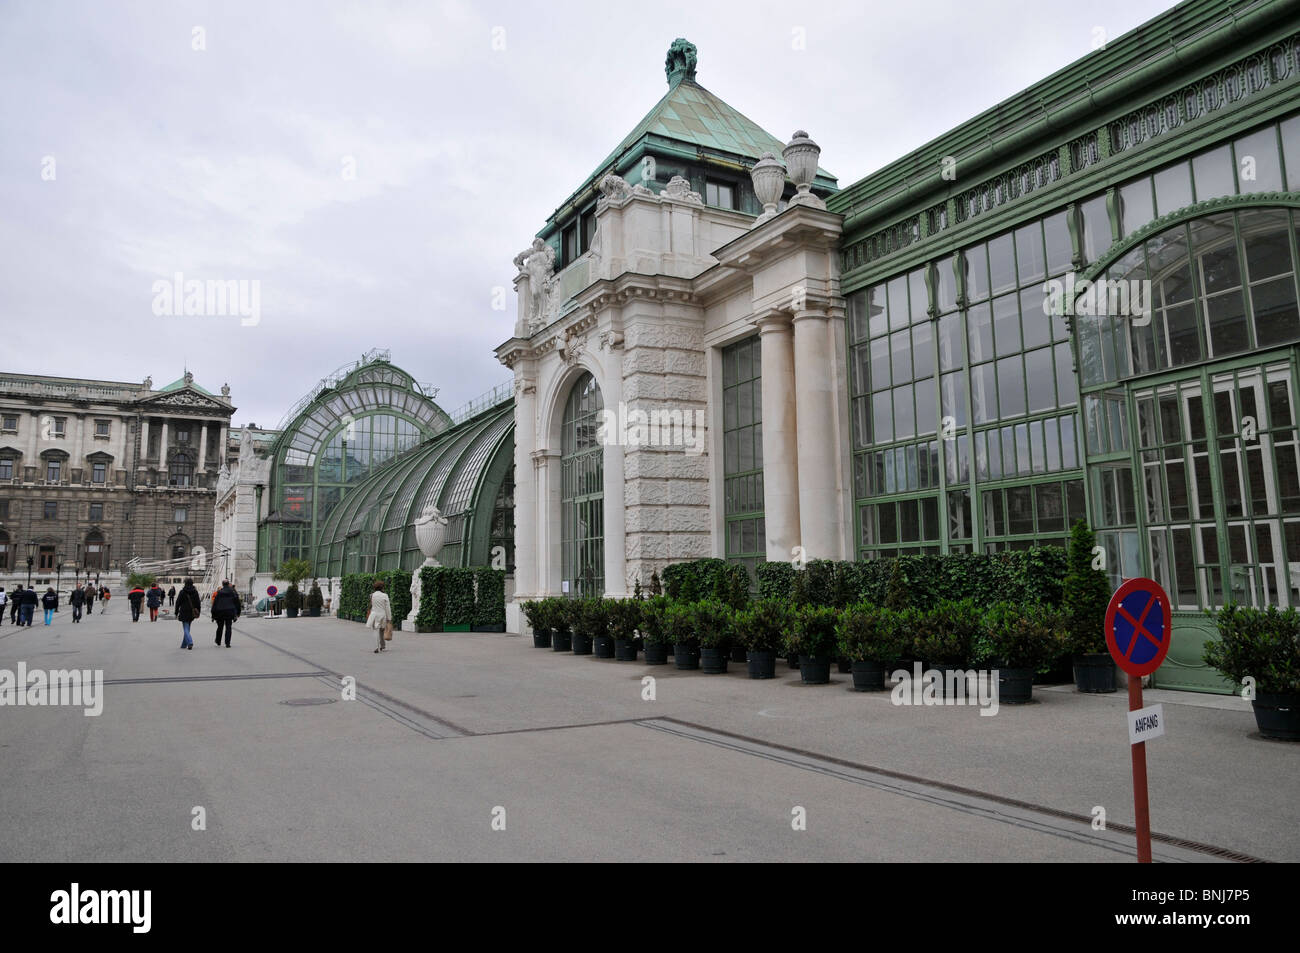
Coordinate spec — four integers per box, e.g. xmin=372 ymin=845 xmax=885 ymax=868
xmin=722 ymin=336 xmax=764 ymax=578
xmin=561 ymin=373 xmax=604 ymax=597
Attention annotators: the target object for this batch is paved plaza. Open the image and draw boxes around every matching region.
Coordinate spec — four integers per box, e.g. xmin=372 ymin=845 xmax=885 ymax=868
xmin=0 ymin=608 xmax=1294 ymax=863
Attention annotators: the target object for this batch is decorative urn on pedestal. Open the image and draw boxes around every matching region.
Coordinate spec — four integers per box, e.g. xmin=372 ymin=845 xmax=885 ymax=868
xmin=782 ymin=130 xmax=826 ymax=210
xmin=406 ymin=505 xmax=449 ymax=629
xmin=749 ymin=151 xmax=786 ymax=227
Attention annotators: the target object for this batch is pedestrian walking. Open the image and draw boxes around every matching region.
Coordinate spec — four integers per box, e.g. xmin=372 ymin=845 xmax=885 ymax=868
xmin=167 ymin=585 xmax=176 ymax=607
xmin=8 ymin=587 xmax=19 ymax=625
xmin=146 ymin=583 xmax=164 ymax=622
xmin=69 ymin=584 xmax=84 ymax=623
xmin=20 ymin=586 xmax=38 ymax=626
xmin=84 ymin=584 xmax=95 ymax=616
xmin=211 ymin=580 xmax=241 ymax=647
xmin=41 ymin=587 xmax=58 ymax=625
xmin=175 ymin=577 xmax=201 ymax=649
xmin=0 ymin=588 xmax=7 ymax=625
xmin=366 ymin=579 xmax=392 ymax=653
xmin=127 ymin=585 xmax=145 ymax=622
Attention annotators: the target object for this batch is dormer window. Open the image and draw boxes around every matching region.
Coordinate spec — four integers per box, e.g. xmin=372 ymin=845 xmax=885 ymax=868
xmin=562 ymin=224 xmax=579 ymax=266
xmin=706 ymin=179 xmax=736 ymax=210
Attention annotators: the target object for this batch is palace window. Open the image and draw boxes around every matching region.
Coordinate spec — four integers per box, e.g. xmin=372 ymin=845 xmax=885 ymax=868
xmin=722 ymin=336 xmax=764 ymax=579
xmin=94 ymin=419 xmax=110 ymax=437
xmin=174 ymin=506 xmax=188 ymax=522
xmin=1 ymin=414 xmax=16 ymax=431
xmin=0 ymin=458 xmax=13 ymax=481
xmin=43 ymin=501 xmax=57 ymax=519
xmin=91 ymin=462 xmax=106 ymax=484
xmin=51 ymin=416 xmax=66 ymax=438
xmin=169 ymin=453 xmax=194 ymax=487
xmin=46 ymin=459 xmax=61 ymax=483
xmin=89 ymin=503 xmax=103 ymax=521
xmin=706 ymin=180 xmax=736 ymax=210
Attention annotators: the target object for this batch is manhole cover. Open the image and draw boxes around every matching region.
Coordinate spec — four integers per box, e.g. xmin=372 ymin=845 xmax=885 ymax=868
xmin=281 ymin=698 xmax=337 ymax=707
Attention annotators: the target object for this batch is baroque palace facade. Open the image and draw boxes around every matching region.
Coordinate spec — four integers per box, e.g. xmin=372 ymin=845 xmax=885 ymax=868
xmin=494 ymin=1 xmax=1300 ymax=692
xmin=0 ymin=370 xmax=234 ymax=591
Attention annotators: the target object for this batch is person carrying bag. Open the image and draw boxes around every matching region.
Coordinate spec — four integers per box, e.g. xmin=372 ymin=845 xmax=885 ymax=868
xmin=366 ymin=579 xmax=392 ymax=654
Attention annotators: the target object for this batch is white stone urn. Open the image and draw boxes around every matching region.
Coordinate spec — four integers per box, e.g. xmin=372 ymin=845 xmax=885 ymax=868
xmin=783 ymin=130 xmax=825 ymax=209
xmin=407 ymin=505 xmax=449 ymax=627
xmin=750 ymin=151 xmax=786 ymax=226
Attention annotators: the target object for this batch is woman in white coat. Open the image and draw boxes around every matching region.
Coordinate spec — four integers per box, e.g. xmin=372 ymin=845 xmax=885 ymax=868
xmin=366 ymin=579 xmax=392 ymax=653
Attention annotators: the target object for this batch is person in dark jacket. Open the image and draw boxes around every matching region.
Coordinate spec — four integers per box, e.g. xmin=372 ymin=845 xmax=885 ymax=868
xmin=83 ymin=584 xmax=95 ymax=616
xmin=127 ymin=586 xmax=145 ymax=622
xmin=20 ymin=587 xmax=38 ymax=626
xmin=0 ymin=587 xmax=8 ymax=625
xmin=146 ymin=584 xmax=164 ymax=622
xmin=212 ymin=580 xmax=241 ymax=647
xmin=175 ymin=577 xmax=201 ymax=649
xmin=69 ymin=585 xmax=85 ymax=623
xmin=41 ymin=587 xmax=59 ymax=625
xmin=99 ymin=586 xmax=110 ymax=613
xmin=8 ymin=587 xmax=19 ymax=625
xmin=167 ymin=585 xmax=176 ymax=607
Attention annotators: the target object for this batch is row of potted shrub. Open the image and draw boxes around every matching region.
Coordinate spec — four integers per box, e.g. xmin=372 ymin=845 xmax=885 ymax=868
xmin=522 ymin=595 xmax=1074 ymax=704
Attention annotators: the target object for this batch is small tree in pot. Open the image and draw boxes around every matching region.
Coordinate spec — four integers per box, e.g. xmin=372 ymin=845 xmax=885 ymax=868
xmin=1062 ymin=520 xmax=1115 ymax=693
xmin=1203 ymin=603 xmax=1300 ymax=741
xmin=549 ymin=597 xmax=573 ymax=653
xmin=522 ymin=599 xmax=551 ymax=648
xmin=912 ymin=600 xmax=982 ymax=697
xmin=639 ymin=596 xmax=671 ymax=665
xmin=305 ymin=581 xmax=324 ymax=617
xmin=608 ymin=598 xmax=641 ymax=661
xmin=664 ymin=601 xmax=699 ymax=671
xmin=786 ymin=605 xmax=840 ymax=684
xmin=837 ymin=603 xmax=909 ymax=691
xmin=735 ymin=599 xmax=791 ymax=679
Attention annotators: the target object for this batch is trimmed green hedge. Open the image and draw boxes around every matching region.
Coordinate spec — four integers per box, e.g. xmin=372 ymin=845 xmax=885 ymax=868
xmin=472 ymin=567 xmax=506 ymax=629
xmin=338 ymin=571 xmax=414 ymax=623
xmin=409 ymin=565 xmax=504 ymax=632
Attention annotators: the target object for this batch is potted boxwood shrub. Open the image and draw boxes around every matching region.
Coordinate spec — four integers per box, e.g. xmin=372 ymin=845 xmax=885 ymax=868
xmin=640 ymin=596 xmax=671 ymax=665
xmin=913 ymin=600 xmax=982 ymax=697
xmin=283 ymin=583 xmax=303 ymax=618
xmin=1203 ymin=603 xmax=1300 ymax=741
xmin=664 ymin=601 xmax=699 ymax=671
xmin=837 ymin=603 xmax=909 ymax=692
xmin=608 ymin=598 xmax=641 ymax=661
xmin=786 ymin=605 xmax=840 ymax=684
xmin=973 ymin=603 xmax=1071 ymax=704
xmin=1063 ymin=520 xmax=1116 ymax=693
xmin=588 ymin=598 xmax=616 ymax=658
xmin=692 ymin=599 xmax=734 ymax=675
xmin=550 ymin=597 xmax=573 ymax=653
xmin=305 ymin=582 xmax=324 ymax=618
xmin=522 ymin=599 xmax=551 ymax=649
xmin=735 ymin=599 xmax=790 ymax=679
xmin=570 ymin=598 xmax=602 ymax=656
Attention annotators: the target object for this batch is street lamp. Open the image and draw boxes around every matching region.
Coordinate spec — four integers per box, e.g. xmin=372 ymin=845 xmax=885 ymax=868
xmin=56 ymin=551 xmax=64 ymax=594
xmin=25 ymin=540 xmax=35 ymax=588
xmin=74 ymin=544 xmax=82 ymax=587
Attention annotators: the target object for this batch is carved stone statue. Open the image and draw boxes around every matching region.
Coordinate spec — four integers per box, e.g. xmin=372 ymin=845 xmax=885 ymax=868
xmin=407 ymin=504 xmax=450 ymax=627
xmin=221 ymin=382 xmax=231 ymax=397
xmin=664 ymin=175 xmax=703 ymax=204
xmin=513 ymin=237 xmax=557 ymax=322
xmin=665 ymin=38 xmax=698 ymax=85
xmin=183 ymin=370 xmax=194 ymax=385
xmin=143 ymin=376 xmax=153 ymax=390
xmin=598 ymin=173 xmax=632 ymax=205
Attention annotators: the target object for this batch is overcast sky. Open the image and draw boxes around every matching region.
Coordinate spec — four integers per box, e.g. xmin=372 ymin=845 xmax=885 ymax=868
xmin=0 ymin=0 xmax=1182 ymax=428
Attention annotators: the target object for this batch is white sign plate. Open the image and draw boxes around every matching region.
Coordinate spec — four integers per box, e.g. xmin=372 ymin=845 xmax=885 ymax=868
xmin=1128 ymin=704 xmax=1165 ymax=745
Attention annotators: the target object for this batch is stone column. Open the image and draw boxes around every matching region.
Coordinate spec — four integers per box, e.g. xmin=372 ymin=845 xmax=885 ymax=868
xmin=218 ymin=425 xmax=228 ymax=469
xmin=792 ymin=307 xmax=842 ymax=560
xmin=533 ymin=449 xmax=561 ymax=594
xmin=599 ymin=349 xmax=627 ymax=597
xmin=72 ymin=414 xmax=86 ymax=471
xmin=198 ymin=421 xmax=209 ymax=470
xmin=159 ymin=419 xmax=169 ymax=466
xmin=512 ymin=378 xmax=537 ymax=599
xmin=755 ymin=311 xmax=800 ymax=563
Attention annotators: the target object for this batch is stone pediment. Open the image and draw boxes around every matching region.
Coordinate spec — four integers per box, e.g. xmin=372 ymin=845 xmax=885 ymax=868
xmin=137 ymin=388 xmax=229 ymax=414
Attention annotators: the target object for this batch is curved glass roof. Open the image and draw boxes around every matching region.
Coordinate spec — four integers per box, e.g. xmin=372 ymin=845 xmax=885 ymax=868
xmin=314 ymin=400 xmax=514 ymax=575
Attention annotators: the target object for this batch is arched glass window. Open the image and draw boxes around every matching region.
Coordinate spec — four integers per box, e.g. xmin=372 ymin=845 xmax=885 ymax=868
xmin=169 ymin=453 xmax=194 ymax=487
xmin=561 ymin=373 xmax=604 ymax=596
xmin=84 ymin=531 xmax=104 ymax=570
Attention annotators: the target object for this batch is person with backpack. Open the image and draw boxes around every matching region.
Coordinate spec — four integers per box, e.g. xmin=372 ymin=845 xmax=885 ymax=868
xmin=175 ymin=577 xmax=201 ymax=649
xmin=41 ymin=587 xmax=59 ymax=625
xmin=146 ymin=583 xmax=164 ymax=622
xmin=69 ymin=584 xmax=85 ymax=623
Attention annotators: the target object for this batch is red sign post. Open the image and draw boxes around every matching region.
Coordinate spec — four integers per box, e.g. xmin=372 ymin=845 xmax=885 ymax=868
xmin=1104 ymin=577 xmax=1172 ymax=863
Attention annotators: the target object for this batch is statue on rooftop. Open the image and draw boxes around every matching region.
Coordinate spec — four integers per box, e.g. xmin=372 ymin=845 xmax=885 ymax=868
xmin=513 ymin=237 xmax=557 ymax=323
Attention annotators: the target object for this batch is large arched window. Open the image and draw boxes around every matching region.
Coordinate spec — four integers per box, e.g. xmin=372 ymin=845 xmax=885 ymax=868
xmin=169 ymin=453 xmax=194 ymax=487
xmin=84 ymin=530 xmax=104 ymax=570
xmin=561 ymin=373 xmax=604 ymax=597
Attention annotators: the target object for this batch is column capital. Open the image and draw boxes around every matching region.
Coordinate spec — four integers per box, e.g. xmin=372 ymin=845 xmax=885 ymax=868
xmin=753 ymin=308 xmax=793 ymax=333
xmin=791 ymin=308 xmax=830 ymax=324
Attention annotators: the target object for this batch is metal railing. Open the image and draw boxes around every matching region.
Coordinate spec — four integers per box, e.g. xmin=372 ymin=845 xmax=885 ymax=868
xmin=449 ymin=380 xmax=514 ymax=425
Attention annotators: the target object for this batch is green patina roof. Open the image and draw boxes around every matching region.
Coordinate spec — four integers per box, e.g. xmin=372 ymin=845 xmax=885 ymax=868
xmin=158 ymin=375 xmax=214 ymax=397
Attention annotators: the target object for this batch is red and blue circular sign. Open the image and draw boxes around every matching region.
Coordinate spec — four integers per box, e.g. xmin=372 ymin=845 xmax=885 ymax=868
xmin=1104 ymin=578 xmax=1172 ymax=677
xmin=266 ymin=585 xmax=278 ymax=597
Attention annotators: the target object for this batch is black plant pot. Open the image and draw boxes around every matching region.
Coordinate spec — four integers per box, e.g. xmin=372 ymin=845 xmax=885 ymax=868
xmin=1073 ymin=654 xmax=1117 ymax=693
xmin=593 ymin=635 xmax=615 ymax=659
xmin=998 ymin=667 xmax=1035 ymax=705
xmin=286 ymin=607 xmax=299 ymax=618
xmin=532 ymin=628 xmax=552 ymax=649
xmin=787 ymin=653 xmax=800 ymax=670
xmin=1253 ymin=693 xmax=1300 ymax=741
xmin=674 ymin=642 xmax=700 ymax=670
xmin=551 ymin=631 xmax=572 ymax=652
xmin=614 ymin=638 xmax=638 ymax=661
xmin=836 ymin=657 xmax=852 ymax=674
xmin=799 ymin=655 xmax=832 ymax=684
xmin=572 ymin=633 xmax=593 ymax=656
xmin=644 ymin=641 xmax=668 ymax=665
xmin=851 ymin=660 xmax=886 ymax=692
xmin=307 ymin=607 xmax=321 ymax=617
xmin=746 ymin=650 xmax=777 ymax=679
xmin=700 ymin=647 xmax=729 ymax=674
xmin=729 ymin=643 xmax=748 ymax=664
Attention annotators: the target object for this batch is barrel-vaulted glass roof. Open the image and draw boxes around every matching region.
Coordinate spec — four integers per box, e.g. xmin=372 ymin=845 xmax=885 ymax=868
xmin=261 ymin=355 xmax=453 ymax=573
xmin=314 ymin=399 xmax=514 ymax=576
